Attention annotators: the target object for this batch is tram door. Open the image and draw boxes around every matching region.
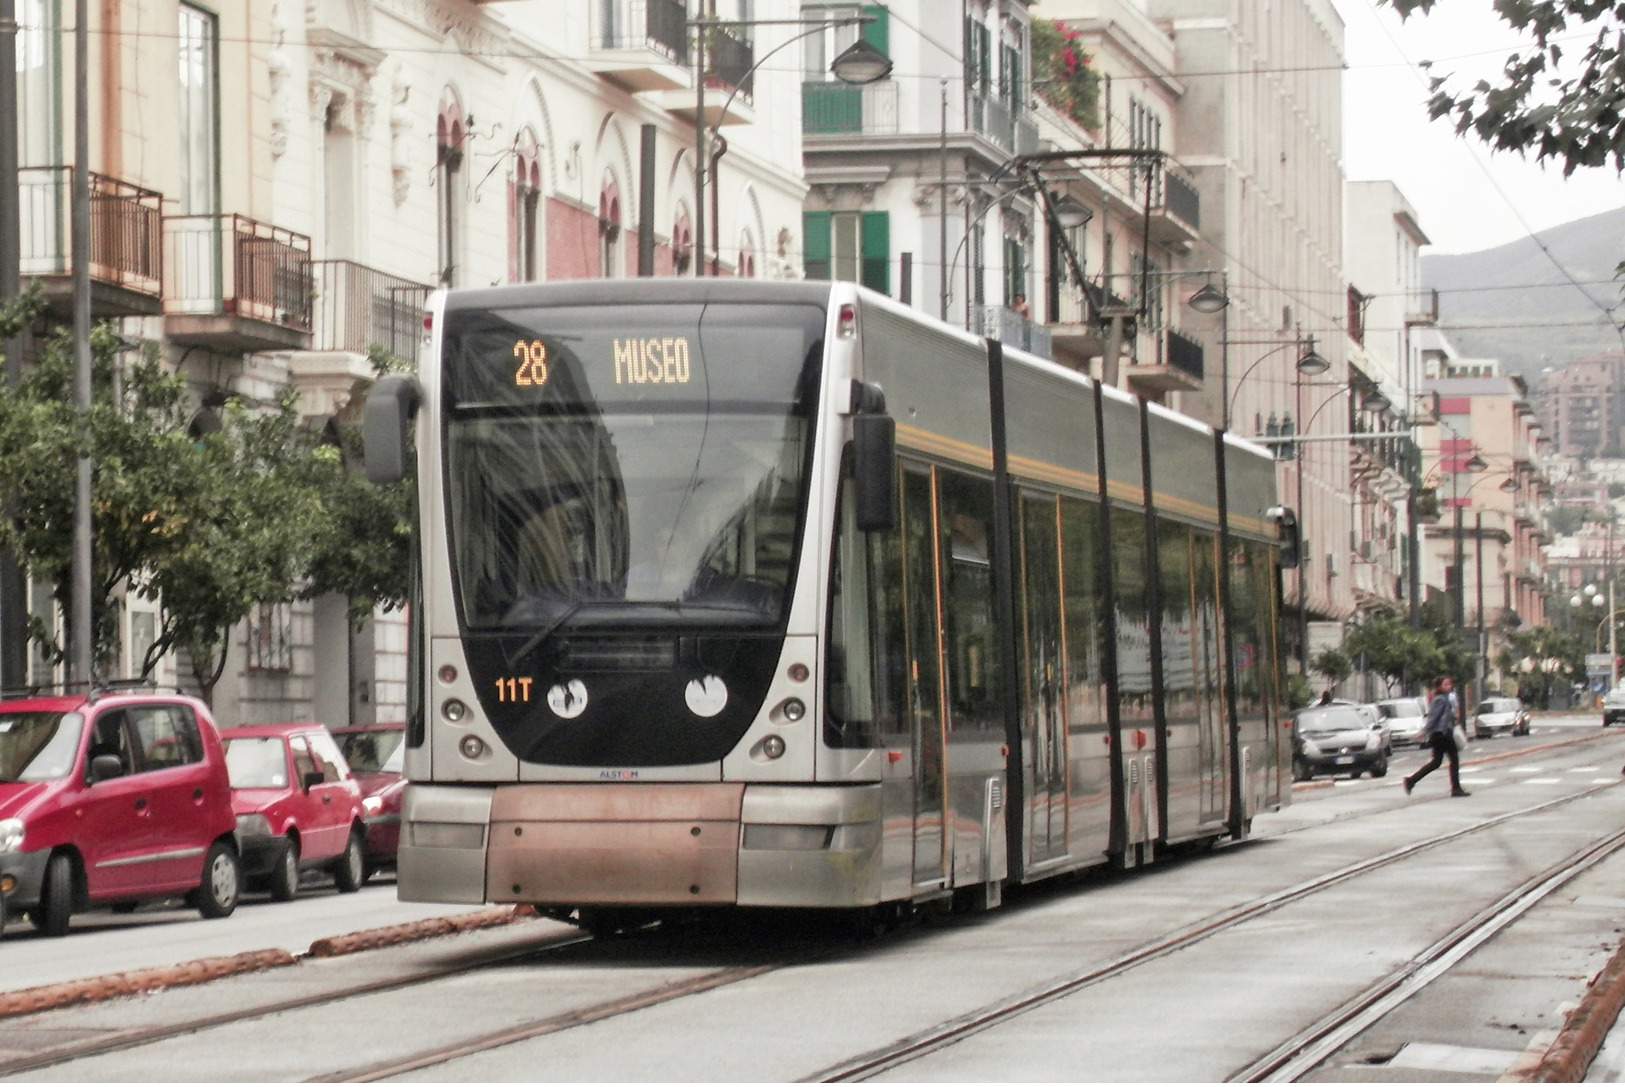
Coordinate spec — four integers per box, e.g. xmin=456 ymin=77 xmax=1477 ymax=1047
xmin=901 ymin=466 xmax=948 ymax=887
xmin=1020 ymin=493 xmax=1068 ymax=861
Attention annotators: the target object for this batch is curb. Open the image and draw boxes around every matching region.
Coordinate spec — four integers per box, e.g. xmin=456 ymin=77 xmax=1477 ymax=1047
xmin=0 ymin=905 xmax=533 ymax=1022
xmin=1518 ymin=936 xmax=1625 ymax=1082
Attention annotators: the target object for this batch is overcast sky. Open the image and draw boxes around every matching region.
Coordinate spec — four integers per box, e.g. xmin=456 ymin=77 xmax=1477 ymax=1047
xmin=1337 ymin=0 xmax=1625 ymax=255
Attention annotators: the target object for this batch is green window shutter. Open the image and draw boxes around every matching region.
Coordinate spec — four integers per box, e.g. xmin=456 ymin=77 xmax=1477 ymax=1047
xmin=862 ymin=5 xmax=889 ymax=55
xmin=804 ymin=211 xmax=832 ymax=280
xmin=859 ymin=211 xmax=889 ymax=294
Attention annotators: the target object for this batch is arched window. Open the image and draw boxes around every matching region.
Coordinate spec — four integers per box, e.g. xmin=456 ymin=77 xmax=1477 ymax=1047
xmin=672 ymin=204 xmax=693 ymax=275
xmin=598 ymin=175 xmax=622 ymax=279
xmin=737 ymin=228 xmax=757 ymax=279
xmin=512 ymin=129 xmax=542 ymax=282
xmin=436 ymin=93 xmax=465 ymax=286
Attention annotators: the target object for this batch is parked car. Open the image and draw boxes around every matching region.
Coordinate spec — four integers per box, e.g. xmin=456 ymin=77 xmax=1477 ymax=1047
xmin=328 ymin=722 xmax=405 ymax=877
xmin=0 ymin=688 xmax=241 ymax=937
xmin=1604 ymin=685 xmax=1625 ymax=727
xmin=220 ymin=723 xmax=367 ymax=900
xmin=1374 ymin=697 xmax=1428 ymax=747
xmin=1472 ymin=697 xmax=1531 ymax=739
xmin=1292 ymin=703 xmax=1392 ymax=782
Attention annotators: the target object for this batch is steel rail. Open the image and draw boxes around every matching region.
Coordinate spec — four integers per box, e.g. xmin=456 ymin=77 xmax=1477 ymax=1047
xmin=806 ymin=779 xmax=1622 ymax=1083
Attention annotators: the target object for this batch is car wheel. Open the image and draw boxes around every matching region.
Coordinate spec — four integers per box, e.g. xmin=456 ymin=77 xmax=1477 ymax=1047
xmin=192 ymin=841 xmax=241 ymax=919
xmin=1370 ymin=757 xmax=1389 ymax=778
xmin=269 ymin=837 xmax=300 ymax=902
xmin=38 ymin=852 xmax=74 ymax=938
xmin=333 ymin=829 xmax=366 ymax=893
xmin=1292 ymin=757 xmax=1313 ymax=783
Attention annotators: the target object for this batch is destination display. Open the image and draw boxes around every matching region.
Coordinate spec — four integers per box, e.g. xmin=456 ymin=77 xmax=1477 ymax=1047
xmin=443 ymin=302 xmax=825 ymax=411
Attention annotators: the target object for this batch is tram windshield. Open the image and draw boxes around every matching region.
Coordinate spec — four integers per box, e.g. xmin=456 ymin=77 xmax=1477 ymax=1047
xmin=440 ymin=300 xmax=825 ymax=632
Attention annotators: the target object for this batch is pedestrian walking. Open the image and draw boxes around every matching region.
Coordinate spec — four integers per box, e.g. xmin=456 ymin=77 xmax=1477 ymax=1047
xmin=1404 ymin=675 xmax=1470 ymax=797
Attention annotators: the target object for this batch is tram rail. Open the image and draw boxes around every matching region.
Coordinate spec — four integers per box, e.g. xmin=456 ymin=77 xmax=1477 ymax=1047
xmin=2 ymin=744 xmax=1619 ymax=1083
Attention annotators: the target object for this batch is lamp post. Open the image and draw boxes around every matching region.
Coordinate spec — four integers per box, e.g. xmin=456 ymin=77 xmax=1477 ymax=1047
xmin=945 ymin=184 xmax=1091 ymax=330
xmin=1571 ymin=515 xmax=1619 ymax=690
xmin=691 ymin=15 xmax=889 ymax=277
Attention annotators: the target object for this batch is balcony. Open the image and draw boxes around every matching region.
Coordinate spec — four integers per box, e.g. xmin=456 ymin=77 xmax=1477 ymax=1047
xmin=657 ymin=25 xmax=756 ymax=125
xmin=19 ymin=167 xmax=164 ymax=319
xmin=163 ymin=215 xmax=313 ymax=353
xmin=1146 ymin=168 xmax=1200 ymax=246
xmin=587 ymin=0 xmax=690 ymax=92
xmin=289 ymin=261 xmax=433 ymax=418
xmin=969 ymin=92 xmax=1038 ymax=155
xmin=1126 ymin=327 xmax=1204 ymax=397
xmin=1048 ymin=282 xmax=1132 ymax=362
xmin=1405 ymin=288 xmax=1439 ymax=326
xmin=803 ymin=80 xmax=900 ymax=136
xmin=974 ymin=304 xmax=1051 ymax=360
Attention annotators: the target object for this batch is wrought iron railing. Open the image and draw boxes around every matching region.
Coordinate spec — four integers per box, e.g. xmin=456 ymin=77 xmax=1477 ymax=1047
xmin=163 ymin=214 xmax=313 ymax=330
xmin=802 ymin=80 xmax=899 ymax=135
xmin=597 ymin=0 xmax=688 ymax=63
xmin=974 ymin=304 xmax=1052 ymax=359
xmin=19 ymin=166 xmax=163 ymax=296
xmin=1164 ymin=328 xmax=1204 ymax=380
xmin=706 ymin=24 xmax=754 ymax=100
xmin=311 ymin=260 xmax=432 ymax=359
xmin=1161 ymin=169 xmax=1200 ymax=230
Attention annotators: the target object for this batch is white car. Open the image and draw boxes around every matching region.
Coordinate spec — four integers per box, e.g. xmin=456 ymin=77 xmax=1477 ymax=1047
xmin=1604 ymin=685 xmax=1625 ymax=728
xmin=1375 ymin=697 xmax=1428 ymax=747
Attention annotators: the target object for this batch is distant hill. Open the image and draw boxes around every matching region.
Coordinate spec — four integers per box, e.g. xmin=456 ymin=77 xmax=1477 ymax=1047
xmin=1421 ymin=206 xmax=1625 ymax=379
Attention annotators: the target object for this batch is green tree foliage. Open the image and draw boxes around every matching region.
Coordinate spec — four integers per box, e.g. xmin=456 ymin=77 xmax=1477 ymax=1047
xmin=1310 ymin=646 xmax=1352 ymax=689
xmin=1493 ymin=625 xmax=1584 ymax=706
xmin=1342 ymin=611 xmax=1481 ymax=696
xmin=0 ymin=315 xmax=409 ymax=699
xmin=1383 ymin=0 xmax=1625 ymax=175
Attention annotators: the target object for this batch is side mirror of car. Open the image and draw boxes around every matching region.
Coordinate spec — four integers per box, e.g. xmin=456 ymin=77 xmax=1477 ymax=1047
xmin=303 ymin=770 xmax=325 ymax=791
xmin=89 ymin=753 xmax=126 ymax=783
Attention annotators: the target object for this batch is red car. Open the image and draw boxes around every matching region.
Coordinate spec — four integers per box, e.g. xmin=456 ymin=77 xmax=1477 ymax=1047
xmin=0 ymin=689 xmax=241 ymax=937
xmin=220 ymin=723 xmax=367 ymax=900
xmin=328 ymin=722 xmax=404 ymax=877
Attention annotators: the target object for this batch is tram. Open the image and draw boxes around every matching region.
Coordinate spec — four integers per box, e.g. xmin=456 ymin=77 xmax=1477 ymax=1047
xmin=364 ymin=279 xmax=1296 ymax=928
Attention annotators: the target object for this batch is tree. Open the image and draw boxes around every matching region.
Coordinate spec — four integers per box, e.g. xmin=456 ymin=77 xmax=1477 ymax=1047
xmin=0 ymin=316 xmax=377 ymax=700
xmin=1383 ymin=0 xmax=1625 ymax=176
xmin=1309 ymin=646 xmax=1352 ymax=693
xmin=1345 ymin=614 xmax=1445 ymax=696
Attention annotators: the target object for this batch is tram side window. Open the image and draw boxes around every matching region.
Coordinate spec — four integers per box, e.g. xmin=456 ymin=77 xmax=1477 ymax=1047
xmin=1157 ymin=521 xmax=1198 ymax=728
xmin=1111 ymin=507 xmax=1154 ymax=725
xmin=939 ymin=471 xmax=1001 ymax=735
xmin=825 ymin=456 xmax=907 ymax=748
xmin=1228 ymin=539 xmax=1279 ymax=721
xmin=1059 ymin=495 xmax=1106 ymax=728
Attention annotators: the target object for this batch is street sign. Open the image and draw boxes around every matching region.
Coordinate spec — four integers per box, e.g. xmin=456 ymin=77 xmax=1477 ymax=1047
xmin=1586 ymin=653 xmax=1613 ymax=668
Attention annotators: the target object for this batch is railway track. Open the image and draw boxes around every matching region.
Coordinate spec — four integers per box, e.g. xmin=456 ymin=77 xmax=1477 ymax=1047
xmin=2 ymin=739 xmax=1620 ymax=1082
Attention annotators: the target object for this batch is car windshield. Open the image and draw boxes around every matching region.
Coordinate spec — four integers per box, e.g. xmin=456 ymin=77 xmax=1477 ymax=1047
xmin=1296 ymin=707 xmax=1366 ymax=733
xmin=336 ymin=729 xmax=405 ymax=774
xmin=441 ymin=301 xmax=823 ymax=633
xmin=223 ymin=736 xmax=289 ymax=788
xmin=0 ymin=711 xmax=84 ymax=782
xmin=1478 ymin=700 xmax=1515 ymax=714
xmin=1378 ymin=700 xmax=1423 ymax=718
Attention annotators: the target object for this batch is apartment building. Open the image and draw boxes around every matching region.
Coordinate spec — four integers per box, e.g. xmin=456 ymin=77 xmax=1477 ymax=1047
xmin=1536 ymin=353 xmax=1625 ymax=459
xmin=4 ymin=0 xmax=813 ymax=723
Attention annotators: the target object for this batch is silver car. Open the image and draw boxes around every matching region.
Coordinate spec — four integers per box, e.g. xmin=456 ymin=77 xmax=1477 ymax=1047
xmin=1292 ymin=704 xmax=1392 ymax=781
xmin=1603 ymin=685 xmax=1625 ymax=727
xmin=1375 ymin=697 xmax=1428 ymax=747
xmin=1473 ymin=697 xmax=1531 ymax=739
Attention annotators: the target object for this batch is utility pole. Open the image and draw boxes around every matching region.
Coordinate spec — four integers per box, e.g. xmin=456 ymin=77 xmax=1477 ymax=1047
xmin=0 ymin=0 xmax=27 ymax=690
xmin=71 ymin=0 xmax=92 ymax=685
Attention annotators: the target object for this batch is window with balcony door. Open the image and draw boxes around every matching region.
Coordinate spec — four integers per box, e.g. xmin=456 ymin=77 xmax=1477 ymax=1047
xmin=599 ymin=175 xmax=622 ymax=279
xmin=738 ymin=228 xmax=757 ymax=279
xmin=178 ymin=4 xmax=219 ymax=216
xmin=16 ymin=0 xmax=60 ymax=166
xmin=802 ymin=210 xmax=888 ymax=293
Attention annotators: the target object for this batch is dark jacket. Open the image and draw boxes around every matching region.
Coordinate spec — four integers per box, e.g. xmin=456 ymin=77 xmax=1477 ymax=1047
xmin=1422 ymin=690 xmax=1454 ymax=738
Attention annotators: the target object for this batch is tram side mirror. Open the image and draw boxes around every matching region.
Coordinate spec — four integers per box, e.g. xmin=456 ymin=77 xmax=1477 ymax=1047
xmin=852 ymin=414 xmax=897 ymax=533
xmin=363 ymin=373 xmax=421 ymax=484
xmin=1267 ymin=505 xmax=1301 ymax=569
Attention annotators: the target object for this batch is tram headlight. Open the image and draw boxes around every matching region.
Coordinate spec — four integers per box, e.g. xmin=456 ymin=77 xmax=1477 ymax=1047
xmin=778 ymin=698 xmax=806 ymax=723
xmin=760 ymin=734 xmax=786 ymax=760
xmin=442 ymin=698 xmax=469 ymax=723
xmin=787 ymin=662 xmax=809 ymax=683
xmin=437 ymin=664 xmax=458 ymax=685
xmin=459 ymin=735 xmax=487 ymax=760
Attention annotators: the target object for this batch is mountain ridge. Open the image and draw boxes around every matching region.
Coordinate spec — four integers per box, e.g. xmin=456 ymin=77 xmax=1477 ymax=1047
xmin=1420 ymin=205 xmax=1625 ymax=378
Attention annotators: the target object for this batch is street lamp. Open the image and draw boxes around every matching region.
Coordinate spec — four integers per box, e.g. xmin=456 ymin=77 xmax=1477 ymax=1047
xmin=691 ymin=17 xmax=890 ymax=277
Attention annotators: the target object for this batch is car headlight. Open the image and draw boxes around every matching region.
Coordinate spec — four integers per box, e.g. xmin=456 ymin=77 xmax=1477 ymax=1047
xmin=1299 ymin=738 xmax=1321 ymax=756
xmin=235 ymin=813 xmax=273 ymax=838
xmin=363 ymin=795 xmax=383 ymax=817
xmin=0 ymin=817 xmax=23 ymax=854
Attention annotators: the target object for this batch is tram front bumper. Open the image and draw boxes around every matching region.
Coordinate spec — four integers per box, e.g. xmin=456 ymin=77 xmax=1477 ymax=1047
xmin=398 ymin=781 xmax=885 ymax=910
